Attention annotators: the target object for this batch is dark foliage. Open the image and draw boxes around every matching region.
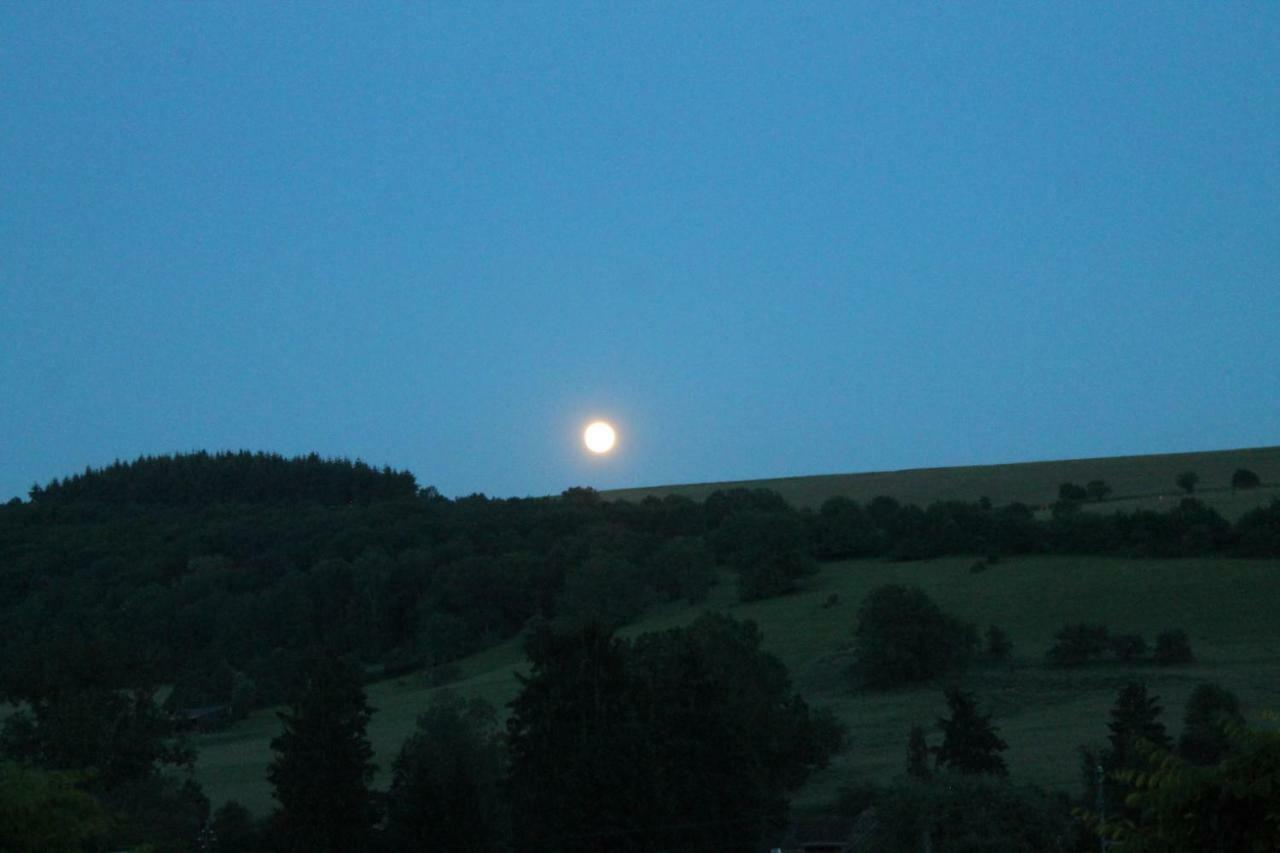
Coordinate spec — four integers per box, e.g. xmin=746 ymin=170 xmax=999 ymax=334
xmin=1178 ymin=683 xmax=1244 ymax=766
xmin=385 ymin=693 xmax=508 ymax=853
xmin=869 ymin=776 xmax=1074 ymax=853
xmin=1231 ymin=468 xmax=1262 ymax=490
xmin=506 ymin=616 xmax=841 ymax=853
xmin=267 ymin=653 xmax=376 ymax=853
xmin=1175 ymin=470 xmax=1199 ymax=494
xmin=1086 ymin=479 xmax=1112 ymax=502
xmin=1045 ymin=623 xmax=1112 ymax=667
xmin=985 ymin=625 xmax=1013 ymax=661
xmin=933 ymin=687 xmax=1008 ymax=776
xmin=851 ymin=586 xmax=977 ymax=688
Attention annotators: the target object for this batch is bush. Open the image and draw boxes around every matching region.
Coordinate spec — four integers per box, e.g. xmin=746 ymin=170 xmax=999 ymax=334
xmin=1154 ymin=629 xmax=1193 ymax=665
xmin=1176 ymin=471 xmax=1199 ymax=494
xmin=851 ymin=585 xmax=977 ymax=689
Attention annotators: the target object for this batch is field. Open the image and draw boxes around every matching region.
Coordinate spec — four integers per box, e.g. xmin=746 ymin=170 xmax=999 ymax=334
xmin=193 ymin=553 xmax=1280 ymax=817
xmin=603 ymin=445 xmax=1280 ymax=515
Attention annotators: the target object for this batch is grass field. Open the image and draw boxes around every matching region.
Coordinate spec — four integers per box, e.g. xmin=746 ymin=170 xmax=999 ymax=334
xmin=602 ymin=445 xmax=1280 ymax=514
xmin=193 ymin=553 xmax=1280 ymax=817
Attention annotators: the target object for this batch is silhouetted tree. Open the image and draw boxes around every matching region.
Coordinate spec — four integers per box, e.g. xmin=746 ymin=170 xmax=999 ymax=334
xmin=1058 ymin=482 xmax=1089 ymax=503
xmin=1105 ymin=682 xmax=1170 ymax=774
xmin=1046 ymin=623 xmax=1111 ymax=667
xmin=852 ymin=586 xmax=977 ymax=688
xmin=1178 ymin=683 xmax=1244 ymax=766
xmin=1232 ymin=468 xmax=1262 ymax=490
xmin=267 ymin=653 xmax=376 ymax=853
xmin=1086 ymin=479 xmax=1113 ymax=502
xmin=984 ymin=625 xmax=1013 ymax=662
xmin=1175 ymin=471 xmax=1199 ymax=494
xmin=933 ymin=688 xmax=1008 ymax=777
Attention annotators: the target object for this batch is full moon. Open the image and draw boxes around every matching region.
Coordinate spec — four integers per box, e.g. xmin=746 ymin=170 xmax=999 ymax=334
xmin=583 ymin=421 xmax=617 ymax=454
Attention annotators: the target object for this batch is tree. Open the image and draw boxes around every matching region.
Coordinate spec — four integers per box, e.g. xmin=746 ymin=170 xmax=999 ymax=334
xmin=1105 ymin=682 xmax=1170 ymax=773
xmin=851 ymin=585 xmax=977 ymax=688
xmin=1231 ymin=468 xmax=1262 ymax=490
xmin=1058 ymin=482 xmax=1089 ymax=503
xmin=1178 ymin=683 xmax=1243 ymax=766
xmin=1092 ymin=721 xmax=1280 ymax=852
xmin=933 ymin=687 xmax=1008 ymax=776
xmin=1175 ymin=471 xmax=1199 ymax=494
xmin=385 ymin=693 xmax=508 ymax=853
xmin=506 ymin=616 xmax=841 ymax=853
xmin=1086 ymin=479 xmax=1113 ymax=502
xmin=1153 ymin=628 xmax=1193 ymax=665
xmin=906 ymin=725 xmax=932 ymax=780
xmin=267 ymin=653 xmax=376 ymax=853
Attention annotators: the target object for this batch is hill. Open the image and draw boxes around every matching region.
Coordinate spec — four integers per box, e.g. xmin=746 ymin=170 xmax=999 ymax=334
xmin=604 ymin=445 xmax=1280 ymax=516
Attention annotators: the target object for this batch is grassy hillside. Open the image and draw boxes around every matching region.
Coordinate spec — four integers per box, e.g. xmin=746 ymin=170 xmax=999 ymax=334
xmin=603 ymin=445 xmax=1280 ymax=515
xmin=193 ymin=553 xmax=1280 ymax=817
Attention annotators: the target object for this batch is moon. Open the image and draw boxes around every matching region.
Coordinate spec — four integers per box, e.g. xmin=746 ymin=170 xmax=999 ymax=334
xmin=583 ymin=421 xmax=617 ymax=454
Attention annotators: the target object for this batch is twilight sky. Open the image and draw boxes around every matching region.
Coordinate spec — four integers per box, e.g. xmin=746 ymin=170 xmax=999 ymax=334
xmin=2 ymin=4 xmax=1277 ymax=502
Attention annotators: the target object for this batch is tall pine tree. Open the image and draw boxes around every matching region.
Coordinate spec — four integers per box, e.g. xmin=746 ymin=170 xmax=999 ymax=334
xmin=267 ymin=653 xmax=375 ymax=853
xmin=933 ymin=687 xmax=1008 ymax=776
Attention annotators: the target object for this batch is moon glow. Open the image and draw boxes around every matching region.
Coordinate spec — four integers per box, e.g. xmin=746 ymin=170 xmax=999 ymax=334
xmin=583 ymin=421 xmax=617 ymax=454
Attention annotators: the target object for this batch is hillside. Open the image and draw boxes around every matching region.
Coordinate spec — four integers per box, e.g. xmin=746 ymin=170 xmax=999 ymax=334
xmin=4 ymin=446 xmax=1278 ymax=828
xmin=604 ymin=445 xmax=1280 ymax=515
xmin=192 ymin=554 xmax=1280 ymax=816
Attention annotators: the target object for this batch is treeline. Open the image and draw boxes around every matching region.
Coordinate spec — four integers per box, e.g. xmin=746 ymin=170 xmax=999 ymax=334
xmin=25 ymin=450 xmax=419 ymax=507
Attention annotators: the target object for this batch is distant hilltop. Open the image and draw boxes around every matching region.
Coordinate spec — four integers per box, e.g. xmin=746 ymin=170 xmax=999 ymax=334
xmin=603 ymin=445 xmax=1280 ymax=514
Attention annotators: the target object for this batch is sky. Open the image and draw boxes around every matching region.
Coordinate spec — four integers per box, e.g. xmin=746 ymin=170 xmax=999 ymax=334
xmin=2 ymin=3 xmax=1277 ymax=502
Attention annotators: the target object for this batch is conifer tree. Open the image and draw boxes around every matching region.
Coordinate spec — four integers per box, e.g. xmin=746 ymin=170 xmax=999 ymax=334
xmin=933 ymin=687 xmax=1008 ymax=776
xmin=1105 ymin=682 xmax=1170 ymax=772
xmin=267 ymin=653 xmax=375 ymax=853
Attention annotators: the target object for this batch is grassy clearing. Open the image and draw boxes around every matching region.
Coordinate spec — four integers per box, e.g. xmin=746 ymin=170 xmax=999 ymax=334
xmin=192 ymin=554 xmax=1280 ymax=817
xmin=603 ymin=446 xmax=1280 ymax=512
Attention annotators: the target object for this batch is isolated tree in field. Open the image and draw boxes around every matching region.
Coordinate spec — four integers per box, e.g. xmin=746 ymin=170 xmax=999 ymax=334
xmin=385 ymin=693 xmax=508 ymax=853
xmin=1177 ymin=683 xmax=1243 ymax=766
xmin=267 ymin=653 xmax=375 ymax=853
xmin=1175 ymin=470 xmax=1199 ymax=494
xmin=1085 ymin=479 xmax=1112 ymax=502
xmin=851 ymin=585 xmax=977 ymax=688
xmin=906 ymin=725 xmax=932 ymax=780
xmin=1232 ymin=468 xmax=1261 ymax=490
xmin=933 ymin=687 xmax=1008 ymax=776
xmin=1058 ymin=482 xmax=1089 ymax=503
xmin=1153 ymin=628 xmax=1193 ymax=665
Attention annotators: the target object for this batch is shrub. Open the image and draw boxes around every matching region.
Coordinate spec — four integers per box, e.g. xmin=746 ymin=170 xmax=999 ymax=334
xmin=985 ymin=625 xmax=1013 ymax=661
xmin=1175 ymin=471 xmax=1199 ymax=494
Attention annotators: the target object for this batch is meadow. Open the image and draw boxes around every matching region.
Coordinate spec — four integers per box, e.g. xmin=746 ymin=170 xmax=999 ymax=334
xmin=193 ymin=552 xmax=1280 ymax=817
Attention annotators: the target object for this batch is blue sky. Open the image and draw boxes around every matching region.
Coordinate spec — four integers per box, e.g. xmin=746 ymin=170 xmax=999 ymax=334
xmin=2 ymin=3 xmax=1277 ymax=501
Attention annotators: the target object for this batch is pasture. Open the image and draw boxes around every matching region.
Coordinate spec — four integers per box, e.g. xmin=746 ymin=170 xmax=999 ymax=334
xmin=192 ymin=553 xmax=1280 ymax=817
